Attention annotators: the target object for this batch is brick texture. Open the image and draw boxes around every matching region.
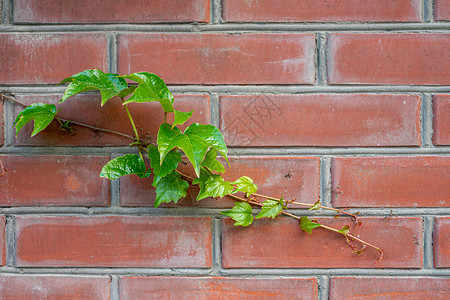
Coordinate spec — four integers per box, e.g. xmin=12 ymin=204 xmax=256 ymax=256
xmin=13 ymin=0 xmax=210 ymax=24
xmin=16 ymin=216 xmax=212 ymax=267
xmin=0 ymin=156 xmax=110 ymax=206
xmin=117 ymin=33 xmax=316 ymax=84
xmin=120 ymin=156 xmax=320 ymax=207
xmin=223 ymin=0 xmax=420 ymax=22
xmin=222 ymin=217 xmax=422 ymax=268
xmin=434 ymin=217 xmax=450 ymax=268
xmin=328 ymin=34 xmax=450 ymax=85
xmin=220 ymin=94 xmax=420 ymax=147
xmin=435 ymin=0 xmax=450 ymax=21
xmin=0 ymin=33 xmax=107 ymax=84
xmin=0 ymin=216 xmax=5 ymax=266
xmin=119 ymin=276 xmax=318 ymax=299
xmin=330 ymin=277 xmax=450 ymax=299
xmin=0 ymin=97 xmax=3 ymax=146
xmin=332 ymin=156 xmax=450 ymax=208
xmin=0 ymin=275 xmax=110 ymax=299
xmin=433 ymin=94 xmax=450 ymax=145
xmin=14 ymin=94 xmax=210 ymax=146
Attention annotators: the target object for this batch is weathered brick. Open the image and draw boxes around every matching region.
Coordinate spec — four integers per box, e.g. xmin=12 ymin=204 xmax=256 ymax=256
xmin=435 ymin=0 xmax=450 ymax=21
xmin=328 ymin=34 xmax=450 ymax=85
xmin=0 ymin=216 xmax=5 ymax=266
xmin=332 ymin=157 xmax=450 ymax=207
xmin=120 ymin=156 xmax=320 ymax=207
xmin=120 ymin=276 xmax=318 ymax=299
xmin=220 ymin=94 xmax=420 ymax=147
xmin=330 ymin=277 xmax=450 ymax=299
xmin=434 ymin=217 xmax=450 ymax=268
xmin=222 ymin=217 xmax=422 ymax=268
xmin=0 ymin=156 xmax=110 ymax=206
xmin=117 ymin=33 xmax=316 ymax=84
xmin=223 ymin=0 xmax=420 ymax=22
xmin=0 ymin=275 xmax=110 ymax=299
xmin=14 ymin=94 xmax=210 ymax=146
xmin=0 ymin=33 xmax=107 ymax=84
xmin=13 ymin=0 xmax=210 ymax=23
xmin=433 ymin=95 xmax=450 ymax=145
xmin=16 ymin=216 xmax=212 ymax=267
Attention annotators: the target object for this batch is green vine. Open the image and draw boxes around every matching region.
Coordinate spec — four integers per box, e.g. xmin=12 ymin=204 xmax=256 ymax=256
xmin=7 ymin=69 xmax=383 ymax=263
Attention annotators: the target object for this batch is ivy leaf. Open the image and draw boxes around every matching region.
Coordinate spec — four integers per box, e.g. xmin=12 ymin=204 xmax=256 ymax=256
xmin=120 ymin=72 xmax=174 ymax=113
xmin=14 ymin=103 xmax=60 ymax=137
xmin=338 ymin=225 xmax=350 ymax=235
xmin=147 ymin=144 xmax=181 ymax=187
xmin=203 ymin=174 xmax=234 ymax=199
xmin=154 ymin=170 xmax=189 ymax=208
xmin=157 ymin=123 xmax=228 ymax=177
xmin=117 ymin=85 xmax=137 ymax=99
xmin=201 ymin=148 xmax=225 ymax=173
xmin=192 ymin=168 xmax=212 ymax=200
xmin=99 ymin=154 xmax=151 ymax=180
xmin=172 ymin=110 xmax=193 ymax=129
xmin=299 ymin=216 xmax=321 ymax=234
xmin=59 ymin=69 xmax=128 ymax=106
xmin=255 ymin=199 xmax=283 ymax=219
xmin=221 ymin=202 xmax=254 ymax=227
xmin=231 ymin=176 xmax=257 ymax=197
xmin=309 ymin=200 xmax=321 ymax=210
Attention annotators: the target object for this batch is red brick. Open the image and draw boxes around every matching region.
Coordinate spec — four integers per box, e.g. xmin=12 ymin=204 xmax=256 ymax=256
xmin=434 ymin=217 xmax=450 ymax=268
xmin=330 ymin=277 xmax=450 ymax=299
xmin=332 ymin=157 xmax=450 ymax=208
xmin=0 ymin=97 xmax=3 ymax=146
xmin=435 ymin=0 xmax=450 ymax=20
xmin=14 ymin=0 xmax=210 ymax=23
xmin=0 ymin=156 xmax=110 ymax=206
xmin=117 ymin=33 xmax=316 ymax=84
xmin=0 ymin=216 xmax=5 ymax=266
xmin=0 ymin=33 xmax=107 ymax=84
xmin=433 ymin=95 xmax=450 ymax=145
xmin=120 ymin=276 xmax=318 ymax=299
xmin=16 ymin=216 xmax=212 ymax=267
xmin=220 ymin=94 xmax=420 ymax=147
xmin=328 ymin=34 xmax=450 ymax=85
xmin=14 ymin=94 xmax=210 ymax=146
xmin=223 ymin=0 xmax=420 ymax=22
xmin=121 ymin=156 xmax=320 ymax=207
xmin=0 ymin=275 xmax=110 ymax=299
xmin=222 ymin=217 xmax=422 ymax=268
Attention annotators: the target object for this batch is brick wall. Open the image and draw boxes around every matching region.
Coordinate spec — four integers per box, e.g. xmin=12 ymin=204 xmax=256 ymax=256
xmin=1 ymin=0 xmax=449 ymax=298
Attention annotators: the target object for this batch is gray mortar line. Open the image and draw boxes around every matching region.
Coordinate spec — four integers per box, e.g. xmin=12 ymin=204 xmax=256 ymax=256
xmin=320 ymin=157 xmax=332 ymax=208
xmin=3 ymin=97 xmax=14 ymax=147
xmin=316 ymin=33 xmax=327 ymax=86
xmin=318 ymin=275 xmax=329 ymax=300
xmin=107 ymin=33 xmax=118 ymax=74
xmin=423 ymin=0 xmax=434 ymax=22
xmin=5 ymin=215 xmax=16 ymax=267
xmin=421 ymin=93 xmax=434 ymax=147
xmin=423 ymin=216 xmax=434 ymax=269
xmin=211 ymin=218 xmax=222 ymax=275
xmin=110 ymin=275 xmax=119 ymax=300
xmin=210 ymin=94 xmax=220 ymax=128
xmin=1 ymin=0 xmax=12 ymax=25
xmin=211 ymin=0 xmax=221 ymax=24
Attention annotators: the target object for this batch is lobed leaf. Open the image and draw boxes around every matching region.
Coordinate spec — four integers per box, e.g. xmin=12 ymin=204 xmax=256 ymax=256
xmin=154 ymin=170 xmax=189 ymax=208
xmin=99 ymin=154 xmax=151 ymax=180
xmin=147 ymin=144 xmax=181 ymax=187
xmin=299 ymin=216 xmax=321 ymax=234
xmin=120 ymin=72 xmax=174 ymax=113
xmin=204 ymin=174 xmax=234 ymax=199
xmin=221 ymin=202 xmax=254 ymax=227
xmin=172 ymin=110 xmax=193 ymax=129
xmin=14 ymin=103 xmax=60 ymax=137
xmin=59 ymin=69 xmax=128 ymax=105
xmin=231 ymin=176 xmax=257 ymax=196
xmin=192 ymin=168 xmax=213 ymax=201
xmin=255 ymin=199 xmax=283 ymax=219
xmin=201 ymin=148 xmax=225 ymax=173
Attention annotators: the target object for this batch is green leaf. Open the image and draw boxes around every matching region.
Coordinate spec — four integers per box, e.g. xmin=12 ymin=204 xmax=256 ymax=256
xmin=221 ymin=202 xmax=254 ymax=227
xmin=120 ymin=72 xmax=174 ymax=113
xmin=157 ymin=123 xmax=229 ymax=177
xmin=338 ymin=225 xmax=350 ymax=235
xmin=201 ymin=148 xmax=225 ymax=173
xmin=231 ymin=176 xmax=257 ymax=197
xmin=203 ymin=174 xmax=234 ymax=199
xmin=299 ymin=216 xmax=321 ymax=234
xmin=154 ymin=170 xmax=189 ymax=208
xmin=59 ymin=69 xmax=128 ymax=106
xmin=172 ymin=110 xmax=193 ymax=129
xmin=309 ymin=200 xmax=321 ymax=210
xmin=117 ymin=85 xmax=137 ymax=99
xmin=192 ymin=168 xmax=212 ymax=201
xmin=14 ymin=103 xmax=60 ymax=137
xmin=99 ymin=154 xmax=151 ymax=180
xmin=147 ymin=144 xmax=181 ymax=187
xmin=255 ymin=199 xmax=283 ymax=219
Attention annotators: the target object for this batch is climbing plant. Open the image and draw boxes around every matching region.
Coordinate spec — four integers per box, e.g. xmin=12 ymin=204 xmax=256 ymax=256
xmin=10 ymin=69 xmax=383 ymax=263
